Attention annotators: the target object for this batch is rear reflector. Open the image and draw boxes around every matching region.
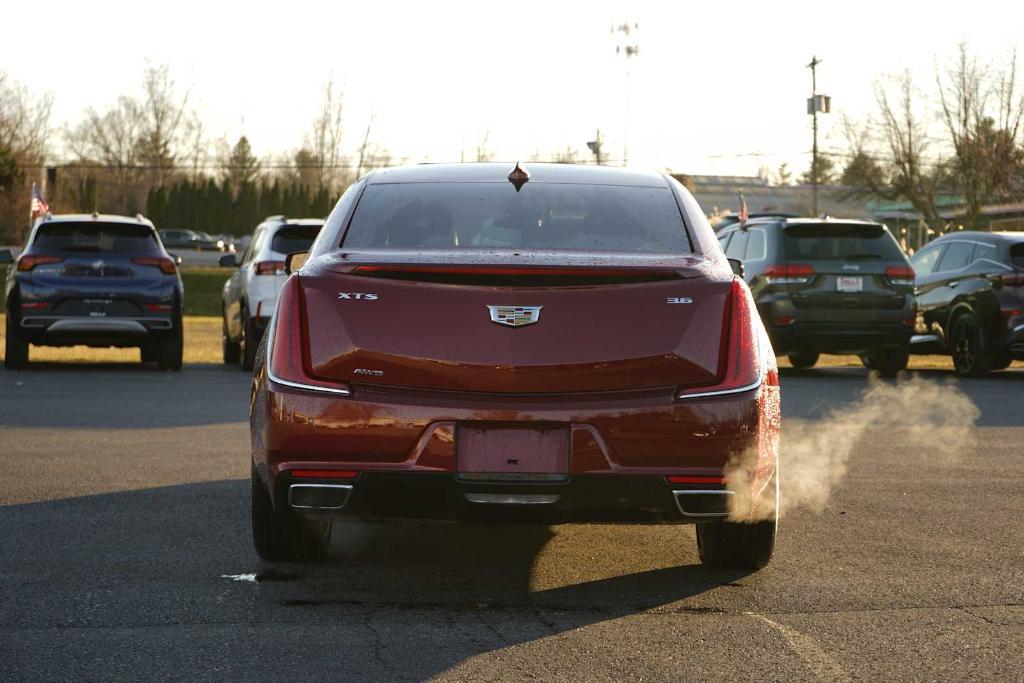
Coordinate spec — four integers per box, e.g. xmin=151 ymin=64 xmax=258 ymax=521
xmin=20 ymin=301 xmax=48 ymax=310
xmin=290 ymin=469 xmax=359 ymax=479
xmin=146 ymin=303 xmax=173 ymax=312
xmin=773 ymin=315 xmax=796 ymax=327
xmin=256 ymin=260 xmax=286 ymax=276
xmin=133 ymin=256 xmax=178 ymax=275
xmin=666 ymin=475 xmax=724 ymax=485
xmin=267 ymin=276 xmax=352 ymax=396
xmin=16 ymin=255 xmax=64 ymax=272
xmin=762 ymin=264 xmax=814 ymax=284
xmin=885 ymin=265 xmax=915 ymax=287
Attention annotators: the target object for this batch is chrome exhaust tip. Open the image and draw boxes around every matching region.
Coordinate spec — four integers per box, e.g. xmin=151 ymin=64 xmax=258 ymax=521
xmin=672 ymin=490 xmax=733 ymax=518
xmin=288 ymin=483 xmax=352 ymax=511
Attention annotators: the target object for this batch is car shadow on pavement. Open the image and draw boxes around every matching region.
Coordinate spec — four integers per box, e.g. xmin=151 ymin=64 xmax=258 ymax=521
xmin=0 ymin=479 xmax=752 ymax=680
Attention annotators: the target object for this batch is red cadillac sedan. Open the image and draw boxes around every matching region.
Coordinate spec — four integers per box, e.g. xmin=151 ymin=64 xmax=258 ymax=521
xmin=249 ymin=163 xmax=780 ymax=569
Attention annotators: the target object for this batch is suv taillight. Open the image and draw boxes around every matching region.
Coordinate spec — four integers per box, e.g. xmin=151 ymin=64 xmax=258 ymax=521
xmin=133 ymin=256 xmax=178 ymax=275
xmin=16 ymin=255 xmax=64 ymax=272
xmin=762 ymin=263 xmax=814 ymax=284
xmin=998 ymin=272 xmax=1024 ymax=287
xmin=255 ymin=260 xmax=286 ymax=276
xmin=267 ymin=276 xmax=351 ymax=396
xmin=885 ymin=265 xmax=915 ymax=287
xmin=677 ymin=279 xmax=763 ymax=399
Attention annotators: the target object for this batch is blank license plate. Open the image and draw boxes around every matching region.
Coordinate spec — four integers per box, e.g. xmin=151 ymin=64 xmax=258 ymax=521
xmin=457 ymin=426 xmax=569 ymax=474
xmin=837 ymin=276 xmax=863 ymax=292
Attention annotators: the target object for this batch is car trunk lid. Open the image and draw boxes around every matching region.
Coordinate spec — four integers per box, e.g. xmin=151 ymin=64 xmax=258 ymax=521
xmin=299 ymin=251 xmax=731 ymax=393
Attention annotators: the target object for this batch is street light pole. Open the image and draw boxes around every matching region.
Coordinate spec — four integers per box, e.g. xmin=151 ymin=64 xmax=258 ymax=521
xmin=806 ymin=56 xmax=831 ymax=216
xmin=613 ymin=22 xmax=639 ymax=167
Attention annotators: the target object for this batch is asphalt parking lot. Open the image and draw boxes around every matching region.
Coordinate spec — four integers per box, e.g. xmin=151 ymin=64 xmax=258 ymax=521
xmin=1 ymin=364 xmax=1022 ymax=681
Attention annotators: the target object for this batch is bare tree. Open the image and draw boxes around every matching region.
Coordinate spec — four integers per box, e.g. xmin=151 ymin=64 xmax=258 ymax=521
xmin=474 ymin=131 xmax=494 ymax=162
xmin=310 ymin=77 xmax=345 ymax=191
xmin=355 ymin=110 xmax=375 ymax=179
xmin=66 ymin=95 xmax=147 ymax=213
xmin=0 ymin=71 xmax=53 ymax=239
xmin=138 ymin=65 xmax=192 ymax=188
xmin=875 ymin=72 xmax=945 ymax=227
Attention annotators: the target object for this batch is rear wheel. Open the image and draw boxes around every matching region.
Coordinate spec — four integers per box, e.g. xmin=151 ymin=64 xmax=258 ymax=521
xmin=860 ymin=347 xmax=909 ymax=378
xmin=240 ymin=307 xmax=258 ymax=371
xmin=251 ymin=462 xmax=332 ymax=561
xmin=4 ymin=314 xmax=29 ymax=370
xmin=949 ymin=312 xmax=992 ymax=377
xmin=222 ymin=311 xmax=240 ymax=364
xmin=787 ymin=351 xmax=819 ymax=369
xmin=696 ymin=475 xmax=778 ymax=570
xmin=156 ymin=319 xmax=183 ymax=371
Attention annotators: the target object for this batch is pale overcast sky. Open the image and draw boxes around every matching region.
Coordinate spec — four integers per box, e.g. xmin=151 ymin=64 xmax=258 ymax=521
xmin=3 ymin=0 xmax=1022 ymax=177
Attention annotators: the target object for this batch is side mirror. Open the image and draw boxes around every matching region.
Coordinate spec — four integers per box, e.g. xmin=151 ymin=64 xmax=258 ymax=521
xmin=727 ymin=258 xmax=745 ymax=279
xmin=218 ymin=253 xmax=237 ymax=268
xmin=285 ymin=251 xmax=309 ymax=275
xmin=168 ymin=253 xmax=183 ymax=266
xmin=0 ymin=249 xmax=13 ymax=265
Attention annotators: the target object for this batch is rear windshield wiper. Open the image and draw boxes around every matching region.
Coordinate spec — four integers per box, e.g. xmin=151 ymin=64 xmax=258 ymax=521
xmin=843 ymin=253 xmax=883 ymax=260
xmin=61 ymin=246 xmax=103 ymax=252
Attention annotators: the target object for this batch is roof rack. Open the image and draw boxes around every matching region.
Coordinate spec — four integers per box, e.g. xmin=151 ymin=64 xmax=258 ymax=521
xmin=264 ymin=215 xmax=287 ymax=222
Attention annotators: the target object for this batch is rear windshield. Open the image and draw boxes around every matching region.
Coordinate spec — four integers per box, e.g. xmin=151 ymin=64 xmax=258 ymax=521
xmin=782 ymin=223 xmax=905 ymax=261
xmin=271 ymin=225 xmax=322 ymax=254
xmin=341 ymin=182 xmax=691 ymax=253
xmin=32 ymin=222 xmax=160 ymax=254
xmin=1011 ymin=243 xmax=1024 ymax=268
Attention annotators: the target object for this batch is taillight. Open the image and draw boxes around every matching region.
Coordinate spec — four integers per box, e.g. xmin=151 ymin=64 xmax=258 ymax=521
xmin=267 ymin=276 xmax=352 ymax=396
xmin=16 ymin=255 xmax=64 ymax=272
xmin=133 ymin=256 xmax=177 ymax=275
xmin=762 ymin=263 xmax=814 ymax=284
xmin=255 ymin=260 xmax=286 ymax=276
xmin=885 ymin=265 xmax=915 ymax=287
xmin=677 ymin=279 xmax=761 ymax=399
xmin=998 ymin=272 xmax=1024 ymax=287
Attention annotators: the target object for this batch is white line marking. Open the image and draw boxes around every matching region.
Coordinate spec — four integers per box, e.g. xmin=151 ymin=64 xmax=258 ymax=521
xmin=747 ymin=612 xmax=851 ymax=682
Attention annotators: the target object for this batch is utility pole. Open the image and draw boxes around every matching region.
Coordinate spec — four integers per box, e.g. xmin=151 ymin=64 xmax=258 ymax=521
xmin=613 ymin=22 xmax=639 ymax=167
xmin=806 ymin=56 xmax=831 ymax=216
xmin=587 ymin=129 xmax=604 ymax=165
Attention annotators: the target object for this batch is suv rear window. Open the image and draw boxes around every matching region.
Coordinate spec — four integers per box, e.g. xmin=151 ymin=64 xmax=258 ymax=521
xmin=33 ymin=222 xmax=160 ymax=254
xmin=341 ymin=182 xmax=691 ymax=253
xmin=782 ymin=223 xmax=904 ymax=261
xmin=271 ymin=226 xmax=322 ymax=254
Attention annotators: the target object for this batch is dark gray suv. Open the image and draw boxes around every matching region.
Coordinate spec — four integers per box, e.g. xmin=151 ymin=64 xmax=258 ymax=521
xmin=717 ymin=218 xmax=916 ymax=376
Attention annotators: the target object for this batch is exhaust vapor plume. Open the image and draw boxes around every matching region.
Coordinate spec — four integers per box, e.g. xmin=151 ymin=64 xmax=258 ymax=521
xmin=728 ymin=376 xmax=981 ymax=521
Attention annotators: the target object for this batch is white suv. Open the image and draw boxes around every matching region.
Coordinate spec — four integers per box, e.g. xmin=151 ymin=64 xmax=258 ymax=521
xmin=220 ymin=216 xmax=324 ymax=369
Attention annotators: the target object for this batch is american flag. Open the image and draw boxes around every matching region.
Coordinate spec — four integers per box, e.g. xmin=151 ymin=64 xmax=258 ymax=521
xmin=30 ymin=183 xmax=49 ymax=219
xmin=737 ymin=192 xmax=749 ymax=225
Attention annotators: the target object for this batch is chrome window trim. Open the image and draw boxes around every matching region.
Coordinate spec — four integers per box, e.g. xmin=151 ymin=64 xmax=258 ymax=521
xmin=264 ymin=309 xmax=353 ymax=397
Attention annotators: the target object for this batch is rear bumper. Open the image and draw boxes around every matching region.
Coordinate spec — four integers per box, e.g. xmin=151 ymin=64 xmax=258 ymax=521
xmin=252 ymin=375 xmax=780 ymax=524
xmin=274 ymin=470 xmax=733 ymax=523
xmin=17 ymin=314 xmax=177 ymax=346
xmin=768 ymin=321 xmax=913 ymax=354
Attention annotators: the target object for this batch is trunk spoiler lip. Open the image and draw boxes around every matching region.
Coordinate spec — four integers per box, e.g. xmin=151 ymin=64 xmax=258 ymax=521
xmin=313 ymin=249 xmax=719 ymax=279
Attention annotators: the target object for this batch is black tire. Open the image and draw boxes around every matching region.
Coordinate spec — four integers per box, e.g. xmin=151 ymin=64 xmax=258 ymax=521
xmin=787 ymin=351 xmax=819 ymax=369
xmin=695 ymin=476 xmax=778 ymax=570
xmin=251 ymin=462 xmax=332 ymax=561
xmin=860 ymin=347 xmax=909 ymax=378
xmin=156 ymin=319 xmax=183 ymax=371
xmin=240 ymin=308 xmax=258 ymax=372
xmin=949 ymin=312 xmax=993 ymax=378
xmin=4 ymin=314 xmax=29 ymax=370
xmin=222 ymin=311 xmax=240 ymax=364
xmin=140 ymin=343 xmax=157 ymax=364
